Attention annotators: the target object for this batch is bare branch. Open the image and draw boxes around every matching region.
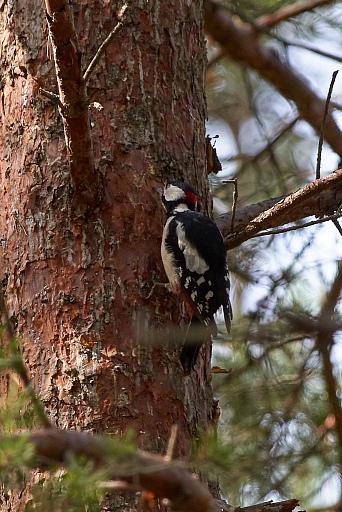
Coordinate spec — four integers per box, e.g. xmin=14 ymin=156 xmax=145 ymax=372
xmin=83 ymin=4 xmax=127 ymax=84
xmin=44 ymin=0 xmax=101 ymax=205
xmin=203 ymin=0 xmax=342 ymax=158
xmin=253 ymin=209 xmax=342 ymax=238
xmin=316 ymin=71 xmax=338 ymax=179
xmin=254 ymin=0 xmax=334 ymax=30
xmin=216 ymin=169 xmax=342 ymax=249
xmin=28 ymin=428 xmax=218 ymax=512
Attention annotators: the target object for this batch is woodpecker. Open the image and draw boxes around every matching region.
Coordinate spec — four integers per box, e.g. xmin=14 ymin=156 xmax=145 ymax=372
xmin=161 ymin=181 xmax=232 ymax=372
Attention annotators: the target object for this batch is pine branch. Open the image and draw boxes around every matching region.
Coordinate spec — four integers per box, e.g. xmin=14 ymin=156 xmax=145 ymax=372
xmin=254 ymin=0 xmax=334 ymax=30
xmin=27 ymin=428 xmax=218 ymax=512
xmin=18 ymin=428 xmax=299 ymax=512
xmin=215 ymin=169 xmax=342 ymax=249
xmin=0 ymin=288 xmax=52 ymax=429
xmin=203 ymin=0 xmax=342 ymax=158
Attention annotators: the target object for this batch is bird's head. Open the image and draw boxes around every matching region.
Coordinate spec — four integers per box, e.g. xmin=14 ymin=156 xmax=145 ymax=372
xmin=161 ymin=181 xmax=198 ymax=214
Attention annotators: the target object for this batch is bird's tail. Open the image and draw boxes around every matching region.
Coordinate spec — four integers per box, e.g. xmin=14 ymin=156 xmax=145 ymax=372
xmin=180 ymin=316 xmax=215 ymax=374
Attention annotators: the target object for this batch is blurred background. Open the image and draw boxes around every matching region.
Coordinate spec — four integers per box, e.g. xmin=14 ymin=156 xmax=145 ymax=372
xmin=203 ymin=1 xmax=342 ymax=509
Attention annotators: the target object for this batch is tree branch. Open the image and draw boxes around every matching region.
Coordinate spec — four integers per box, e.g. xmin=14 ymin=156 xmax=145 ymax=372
xmin=44 ymin=0 xmax=101 ymax=204
xmin=254 ymin=0 xmax=334 ymax=30
xmin=316 ymin=261 xmax=342 ymax=468
xmin=216 ymin=169 xmax=342 ymax=249
xmin=83 ymin=4 xmax=127 ymax=84
xmin=203 ymin=0 xmax=342 ymax=158
xmin=18 ymin=428 xmax=299 ymax=512
xmin=28 ymin=428 xmax=218 ymax=512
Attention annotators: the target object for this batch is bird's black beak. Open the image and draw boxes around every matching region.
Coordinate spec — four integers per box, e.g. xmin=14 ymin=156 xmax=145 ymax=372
xmin=154 ymin=186 xmax=163 ymax=197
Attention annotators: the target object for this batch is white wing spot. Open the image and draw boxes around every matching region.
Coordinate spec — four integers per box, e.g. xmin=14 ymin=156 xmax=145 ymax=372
xmin=185 ymin=276 xmax=191 ymax=289
xmin=197 ymin=276 xmax=205 ymax=286
xmin=191 ymin=290 xmax=197 ymax=302
xmin=176 ymin=223 xmax=209 ymax=274
xmin=205 ymin=291 xmax=214 ymax=300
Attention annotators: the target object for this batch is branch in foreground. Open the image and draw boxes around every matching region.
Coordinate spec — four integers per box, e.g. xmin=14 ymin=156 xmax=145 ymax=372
xmin=28 ymin=428 xmax=217 ymax=512
xmin=24 ymin=428 xmax=299 ymax=512
xmin=0 ymin=288 xmax=52 ymax=429
xmin=216 ymin=169 xmax=342 ymax=249
xmin=44 ymin=0 xmax=100 ymax=204
xmin=203 ymin=0 xmax=342 ymax=158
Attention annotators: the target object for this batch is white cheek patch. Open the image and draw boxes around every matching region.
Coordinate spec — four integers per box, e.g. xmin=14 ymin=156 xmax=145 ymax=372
xmin=164 ymin=184 xmax=185 ymax=202
xmin=176 ymin=222 xmax=209 ymax=274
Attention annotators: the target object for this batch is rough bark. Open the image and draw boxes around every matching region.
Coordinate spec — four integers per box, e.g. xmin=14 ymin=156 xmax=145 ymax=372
xmin=0 ymin=1 xmax=211 ymax=510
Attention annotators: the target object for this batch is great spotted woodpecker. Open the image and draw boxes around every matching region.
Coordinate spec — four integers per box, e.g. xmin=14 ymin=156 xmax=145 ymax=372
xmin=161 ymin=181 xmax=232 ymax=372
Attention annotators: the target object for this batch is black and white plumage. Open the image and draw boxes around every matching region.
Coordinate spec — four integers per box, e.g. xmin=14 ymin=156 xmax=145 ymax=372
xmin=161 ymin=181 xmax=232 ymax=372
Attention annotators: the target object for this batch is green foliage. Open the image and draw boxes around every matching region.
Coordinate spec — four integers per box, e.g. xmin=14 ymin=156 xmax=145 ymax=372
xmin=0 ymin=435 xmax=33 ymax=487
xmin=25 ymin=457 xmax=107 ymax=512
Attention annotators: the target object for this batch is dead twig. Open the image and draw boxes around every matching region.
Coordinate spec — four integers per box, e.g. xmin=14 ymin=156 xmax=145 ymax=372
xmin=254 ymin=0 xmax=334 ymax=29
xmin=316 ymin=70 xmax=339 ymax=179
xmin=44 ymin=0 xmax=100 ymax=205
xmin=252 ymin=207 xmax=342 ymax=238
xmin=83 ymin=4 xmax=127 ymax=84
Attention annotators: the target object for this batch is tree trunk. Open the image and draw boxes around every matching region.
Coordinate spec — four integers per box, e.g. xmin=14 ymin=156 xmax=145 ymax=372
xmin=0 ymin=0 xmax=214 ymax=510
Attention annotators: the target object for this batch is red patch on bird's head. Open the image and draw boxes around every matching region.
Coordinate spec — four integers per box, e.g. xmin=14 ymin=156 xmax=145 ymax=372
xmin=184 ymin=190 xmax=197 ymax=207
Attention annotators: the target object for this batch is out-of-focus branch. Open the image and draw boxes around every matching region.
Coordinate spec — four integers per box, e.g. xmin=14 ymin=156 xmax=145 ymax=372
xmin=254 ymin=0 xmax=334 ymax=30
xmin=44 ymin=0 xmax=101 ymax=204
xmin=216 ymin=169 xmax=342 ymax=249
xmin=0 ymin=287 xmax=52 ymax=429
xmin=203 ymin=0 xmax=342 ymax=158
xmin=19 ymin=428 xmax=299 ymax=512
xmin=316 ymin=261 xmax=342 ymax=462
xmin=27 ymin=428 xmax=217 ymax=512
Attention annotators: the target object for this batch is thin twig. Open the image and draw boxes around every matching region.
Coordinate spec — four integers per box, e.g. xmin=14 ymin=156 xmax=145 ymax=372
xmin=38 ymin=87 xmax=64 ymax=110
xmin=254 ymin=0 xmax=334 ymax=29
xmin=0 ymin=286 xmax=15 ymax=340
xmin=222 ymin=179 xmax=238 ymax=233
xmin=165 ymin=425 xmax=178 ymax=462
xmin=83 ymin=4 xmax=127 ymax=84
xmin=316 ymin=70 xmax=339 ymax=179
xmin=252 ymin=208 xmax=342 ymax=238
xmin=316 ymin=261 xmax=342 ymax=475
xmin=332 ymin=218 xmax=342 ymax=236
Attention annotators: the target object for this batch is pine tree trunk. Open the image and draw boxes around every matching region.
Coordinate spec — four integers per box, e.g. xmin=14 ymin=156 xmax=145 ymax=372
xmin=0 ymin=1 xmax=214 ymax=509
